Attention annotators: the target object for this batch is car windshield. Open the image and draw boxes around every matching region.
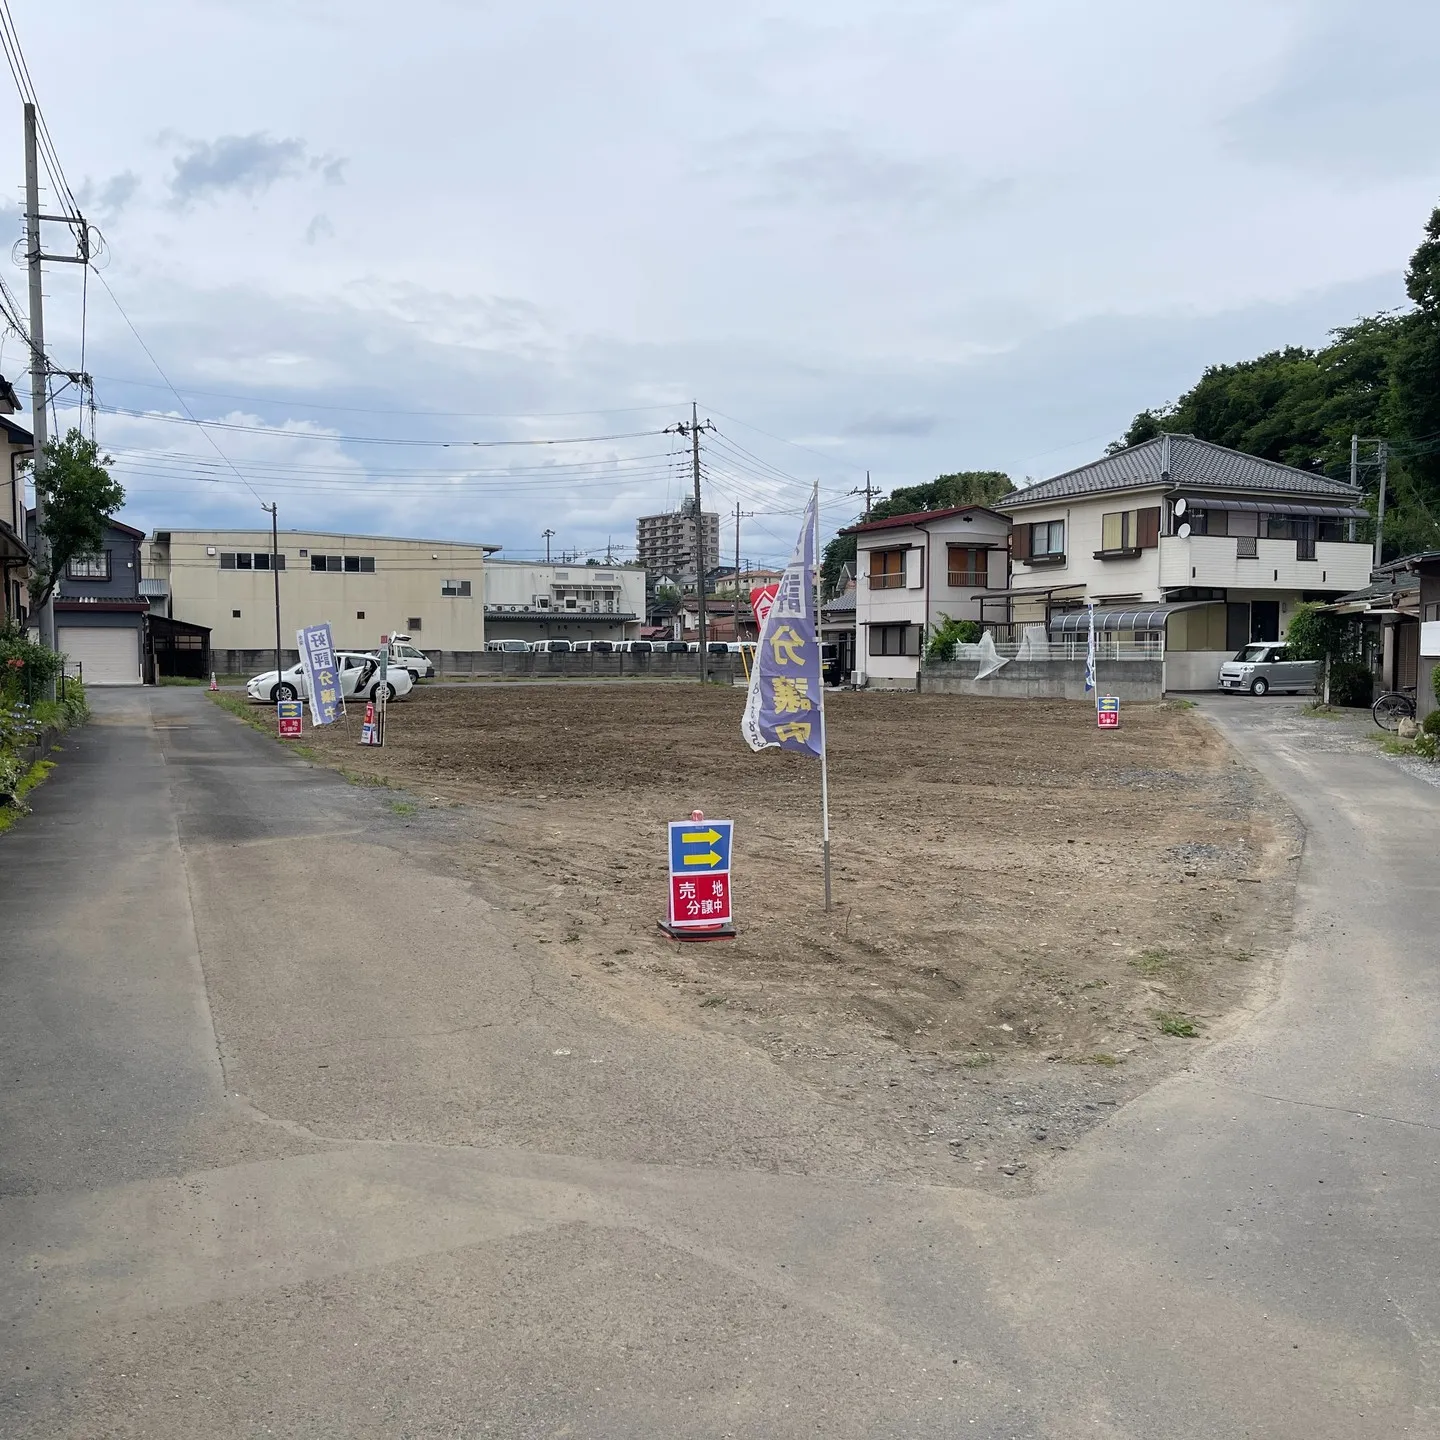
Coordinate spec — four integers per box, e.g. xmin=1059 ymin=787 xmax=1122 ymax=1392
xmin=1235 ymin=645 xmax=1273 ymax=663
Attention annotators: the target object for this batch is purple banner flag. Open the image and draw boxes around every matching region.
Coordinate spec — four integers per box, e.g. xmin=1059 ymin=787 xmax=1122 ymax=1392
xmin=741 ymin=490 xmax=824 ymax=757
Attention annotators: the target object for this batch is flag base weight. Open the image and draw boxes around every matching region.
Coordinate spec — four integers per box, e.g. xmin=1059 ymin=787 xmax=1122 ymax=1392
xmin=657 ymin=920 xmax=737 ymax=942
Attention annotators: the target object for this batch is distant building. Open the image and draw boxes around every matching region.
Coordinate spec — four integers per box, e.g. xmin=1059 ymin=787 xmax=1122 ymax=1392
xmin=484 ymin=561 xmax=645 ymax=644
xmin=635 ymin=499 xmax=719 ymax=582
xmin=714 ymin=566 xmax=783 ymax=597
xmin=146 ymin=528 xmax=496 ymax=664
xmin=0 ymin=374 xmax=33 ymax=624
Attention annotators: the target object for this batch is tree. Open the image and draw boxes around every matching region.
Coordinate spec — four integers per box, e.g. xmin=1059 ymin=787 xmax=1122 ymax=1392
xmin=819 ymin=469 xmax=1014 ymax=597
xmin=28 ymin=429 xmax=125 ymax=610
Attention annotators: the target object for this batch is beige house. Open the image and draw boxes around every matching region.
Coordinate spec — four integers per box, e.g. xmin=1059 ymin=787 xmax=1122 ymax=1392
xmin=994 ymin=436 xmax=1374 ymax=689
xmin=1 ymin=377 xmax=33 ymax=623
xmin=484 ymin=560 xmax=645 ymax=644
xmin=850 ymin=505 xmax=1012 ymax=687
xmin=146 ymin=528 xmax=497 ymax=662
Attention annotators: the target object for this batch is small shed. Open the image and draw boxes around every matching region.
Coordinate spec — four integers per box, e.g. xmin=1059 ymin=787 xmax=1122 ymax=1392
xmin=147 ymin=613 xmax=212 ymax=681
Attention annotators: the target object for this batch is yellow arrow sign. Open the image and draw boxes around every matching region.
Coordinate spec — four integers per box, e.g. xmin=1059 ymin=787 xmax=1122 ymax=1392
xmin=682 ymin=850 xmax=722 ymax=867
xmin=681 ymin=828 xmax=721 ymax=845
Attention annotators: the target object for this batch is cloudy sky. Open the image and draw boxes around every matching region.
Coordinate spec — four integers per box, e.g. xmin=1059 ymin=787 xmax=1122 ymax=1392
xmin=9 ymin=0 xmax=1438 ymax=563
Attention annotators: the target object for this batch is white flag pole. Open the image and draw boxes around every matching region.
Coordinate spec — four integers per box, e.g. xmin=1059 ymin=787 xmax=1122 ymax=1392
xmin=814 ymin=479 xmax=832 ymax=913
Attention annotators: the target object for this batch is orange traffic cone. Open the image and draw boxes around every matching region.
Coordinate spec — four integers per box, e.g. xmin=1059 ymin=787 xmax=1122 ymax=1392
xmin=209 ymin=671 xmax=219 ymax=691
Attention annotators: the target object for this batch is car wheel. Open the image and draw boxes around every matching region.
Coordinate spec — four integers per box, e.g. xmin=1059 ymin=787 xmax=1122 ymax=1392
xmin=1249 ymin=676 xmax=1269 ymax=696
xmin=408 ymin=670 xmax=421 ymax=683
xmin=385 ymin=683 xmax=397 ymax=702
xmin=272 ymin=682 xmax=298 ymax=702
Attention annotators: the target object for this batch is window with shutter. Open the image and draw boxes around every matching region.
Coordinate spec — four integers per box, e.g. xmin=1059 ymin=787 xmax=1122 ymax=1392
xmin=1137 ymin=507 xmax=1160 ymax=548
xmin=1012 ymin=524 xmax=1030 ymax=561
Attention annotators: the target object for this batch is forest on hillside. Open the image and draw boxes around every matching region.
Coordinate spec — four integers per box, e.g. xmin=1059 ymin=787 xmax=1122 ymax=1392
xmin=821 ymin=204 xmax=1440 ymax=595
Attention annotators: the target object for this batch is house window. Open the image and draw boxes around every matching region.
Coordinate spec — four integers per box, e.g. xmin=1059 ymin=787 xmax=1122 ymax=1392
xmin=1098 ymin=507 xmax=1160 ymax=555
xmin=67 ymin=551 xmax=111 ymax=580
xmin=868 ymin=548 xmax=906 ymax=590
xmin=407 ymin=617 xmax=422 ymax=631
xmin=868 ymin=623 xmax=919 ymax=657
xmin=441 ymin=578 xmax=472 ymax=597
xmin=1016 ymin=519 xmax=1065 ymax=561
xmin=947 ymin=546 xmax=986 ymax=588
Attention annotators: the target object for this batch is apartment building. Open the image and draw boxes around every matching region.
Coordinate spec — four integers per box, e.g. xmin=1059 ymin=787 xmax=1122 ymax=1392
xmin=484 ymin=560 xmax=646 ymax=644
xmin=635 ymin=502 xmax=719 ymax=581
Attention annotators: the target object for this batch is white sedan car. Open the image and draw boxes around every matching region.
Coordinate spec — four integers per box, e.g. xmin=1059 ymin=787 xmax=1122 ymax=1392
xmin=245 ymin=651 xmax=415 ymax=705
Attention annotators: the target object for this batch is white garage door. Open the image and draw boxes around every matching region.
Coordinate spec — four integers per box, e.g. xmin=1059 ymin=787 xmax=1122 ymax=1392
xmin=58 ymin=626 xmax=142 ymax=685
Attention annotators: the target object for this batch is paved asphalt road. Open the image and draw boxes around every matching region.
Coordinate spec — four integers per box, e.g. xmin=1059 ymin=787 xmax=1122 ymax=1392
xmin=1 ymin=690 xmax=1436 ymax=1438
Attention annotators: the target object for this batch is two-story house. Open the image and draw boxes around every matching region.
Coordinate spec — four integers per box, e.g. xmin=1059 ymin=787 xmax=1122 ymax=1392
xmin=27 ymin=513 xmax=148 ymax=684
xmin=0 ymin=375 xmax=33 ymax=623
xmin=849 ymin=505 xmax=1012 ymax=686
xmin=993 ymin=435 xmax=1374 ymax=689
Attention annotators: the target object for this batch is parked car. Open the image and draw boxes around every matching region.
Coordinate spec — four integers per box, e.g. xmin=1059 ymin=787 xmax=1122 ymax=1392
xmin=486 ymin=639 xmax=530 ymax=653
xmin=381 ymin=637 xmax=434 ymax=681
xmin=662 ymin=640 xmax=689 ymax=653
xmin=571 ymin=640 xmax=613 ymax=654
xmin=532 ymin=638 xmax=573 ymax=653
xmin=245 ymin=651 xmax=414 ymax=704
xmin=1217 ymin=643 xmax=1318 ymax=696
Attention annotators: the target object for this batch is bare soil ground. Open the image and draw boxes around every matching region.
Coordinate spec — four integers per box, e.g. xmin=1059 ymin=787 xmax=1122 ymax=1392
xmin=284 ymin=685 xmax=1299 ymax=1188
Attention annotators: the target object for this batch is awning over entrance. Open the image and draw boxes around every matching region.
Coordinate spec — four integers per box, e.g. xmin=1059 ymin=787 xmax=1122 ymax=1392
xmin=1048 ymin=601 xmax=1214 ymax=633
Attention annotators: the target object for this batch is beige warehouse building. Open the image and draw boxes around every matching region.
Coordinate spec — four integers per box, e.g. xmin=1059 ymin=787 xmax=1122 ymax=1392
xmin=146 ymin=528 xmax=497 ymax=668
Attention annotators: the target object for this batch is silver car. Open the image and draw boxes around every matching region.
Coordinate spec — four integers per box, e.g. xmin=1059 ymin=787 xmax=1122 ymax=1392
xmin=1217 ymin=642 xmax=1318 ymax=696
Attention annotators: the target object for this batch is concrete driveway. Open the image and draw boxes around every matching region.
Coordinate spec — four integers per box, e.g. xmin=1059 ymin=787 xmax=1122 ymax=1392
xmin=1 ymin=689 xmax=1435 ymax=1437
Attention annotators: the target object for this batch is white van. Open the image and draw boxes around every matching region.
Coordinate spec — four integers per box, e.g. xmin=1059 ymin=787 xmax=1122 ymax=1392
xmin=382 ymin=636 xmax=434 ymax=681
xmin=532 ymin=638 xmax=573 ymax=654
xmin=486 ymin=639 xmax=530 ymax=653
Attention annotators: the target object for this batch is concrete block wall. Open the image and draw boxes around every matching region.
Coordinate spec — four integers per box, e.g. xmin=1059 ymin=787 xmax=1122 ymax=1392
xmin=920 ymin=659 xmax=1165 ymax=702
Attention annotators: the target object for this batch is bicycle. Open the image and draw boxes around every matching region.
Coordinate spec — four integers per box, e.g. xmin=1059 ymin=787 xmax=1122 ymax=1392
xmin=1372 ymin=687 xmax=1417 ymax=731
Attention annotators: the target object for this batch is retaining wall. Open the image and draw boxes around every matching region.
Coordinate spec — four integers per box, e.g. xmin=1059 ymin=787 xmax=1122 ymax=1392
xmin=919 ymin=658 xmax=1165 ymax=701
xmin=212 ymin=648 xmax=745 ymax=683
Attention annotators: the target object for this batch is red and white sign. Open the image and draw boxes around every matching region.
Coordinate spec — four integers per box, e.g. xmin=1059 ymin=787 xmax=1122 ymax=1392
xmin=669 ymin=872 xmax=731 ymax=928
xmin=750 ymin=583 xmax=780 ymax=632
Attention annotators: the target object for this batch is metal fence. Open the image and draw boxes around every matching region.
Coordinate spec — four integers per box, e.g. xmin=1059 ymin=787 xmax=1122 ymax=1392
xmin=928 ymin=633 xmax=1163 ymax=665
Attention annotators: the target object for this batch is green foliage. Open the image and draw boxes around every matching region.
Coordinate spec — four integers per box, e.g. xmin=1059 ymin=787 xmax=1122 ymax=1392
xmin=1 ymin=618 xmax=63 ymax=705
xmin=820 ymin=470 xmax=1015 ymax=597
xmin=1422 ymin=707 xmax=1440 ymax=737
xmin=1111 ymin=205 xmax=1440 ymax=561
xmin=1414 ymin=730 xmax=1438 ymax=761
xmin=924 ymin=614 xmax=982 ymax=663
xmin=27 ymin=429 xmax=125 ymax=608
xmin=1156 ymin=1012 xmax=1200 ymax=1038
xmin=1285 ymin=602 xmax=1358 ymax=663
xmin=1327 ymin=659 xmax=1374 ymax=709
xmin=1434 ymin=662 xmax=1440 ymax=708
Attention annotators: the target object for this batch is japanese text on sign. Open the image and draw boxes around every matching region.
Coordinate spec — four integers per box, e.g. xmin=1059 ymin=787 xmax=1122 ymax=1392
xmin=667 ymin=819 xmax=734 ymax=929
xmin=297 ymin=623 xmax=342 ymax=727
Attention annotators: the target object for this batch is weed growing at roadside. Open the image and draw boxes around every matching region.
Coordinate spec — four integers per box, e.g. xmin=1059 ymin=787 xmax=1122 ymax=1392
xmin=1128 ymin=947 xmax=1175 ymax=976
xmin=960 ymin=1051 xmax=995 ymax=1068
xmin=386 ymin=799 xmax=418 ymax=816
xmin=0 ymin=758 xmax=54 ymax=833
xmin=1156 ymin=1012 xmax=1200 ymax=1038
xmin=699 ymin=995 xmax=726 ymax=1008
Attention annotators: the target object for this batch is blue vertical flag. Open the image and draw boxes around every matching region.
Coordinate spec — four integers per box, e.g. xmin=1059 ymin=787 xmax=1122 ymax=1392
xmin=1084 ymin=602 xmax=1097 ymax=704
xmin=297 ymin=622 xmax=342 ymax=726
xmin=741 ymin=489 xmax=824 ymax=756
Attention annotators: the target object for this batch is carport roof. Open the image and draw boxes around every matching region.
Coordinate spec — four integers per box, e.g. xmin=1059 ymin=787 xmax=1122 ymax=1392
xmin=1048 ymin=601 xmax=1214 ymax=633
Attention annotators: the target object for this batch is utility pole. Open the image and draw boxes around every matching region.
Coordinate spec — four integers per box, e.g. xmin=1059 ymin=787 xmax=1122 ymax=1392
xmin=542 ymin=528 xmax=554 ymax=564
xmin=24 ymin=103 xmax=51 ymax=656
xmin=733 ymin=499 xmax=752 ymax=639
xmin=1374 ymin=440 xmax=1388 ymax=568
xmin=1350 ymin=433 xmax=1358 ymax=491
xmin=262 ymin=503 xmax=281 ymax=699
xmin=848 ymin=471 xmax=879 ymax=520
xmin=665 ymin=403 xmax=716 ymax=682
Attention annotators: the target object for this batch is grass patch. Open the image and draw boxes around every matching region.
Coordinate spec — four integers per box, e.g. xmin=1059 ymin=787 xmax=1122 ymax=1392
xmin=338 ymin=766 xmax=391 ymax=787
xmin=1156 ymin=1011 xmax=1200 ymax=1038
xmin=960 ymin=1051 xmax=995 ymax=1068
xmin=0 ymin=759 xmax=55 ymax=835
xmin=1128 ymin=947 xmax=1176 ymax=976
xmin=1302 ymin=702 xmax=1348 ymax=720
xmin=1165 ymin=698 xmax=1197 ymax=711
xmin=1089 ymin=1052 xmax=1120 ymax=1066
xmin=699 ymin=994 xmax=726 ymax=1008
xmin=386 ymin=799 xmax=418 ymax=816
xmin=158 ymin=675 xmax=206 ymax=686
xmin=209 ymin=691 xmax=273 ymax=733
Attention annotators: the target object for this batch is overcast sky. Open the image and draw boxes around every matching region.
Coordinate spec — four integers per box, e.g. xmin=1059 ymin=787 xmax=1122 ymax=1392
xmin=9 ymin=0 xmax=1438 ymax=563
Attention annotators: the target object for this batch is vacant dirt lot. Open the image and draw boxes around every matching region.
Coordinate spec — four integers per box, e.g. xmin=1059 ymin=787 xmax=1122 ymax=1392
xmin=285 ymin=684 xmax=1297 ymax=1186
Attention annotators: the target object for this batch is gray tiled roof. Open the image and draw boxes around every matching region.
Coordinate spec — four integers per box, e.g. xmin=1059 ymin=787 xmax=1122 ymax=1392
xmin=822 ymin=589 xmax=856 ymax=614
xmin=995 ymin=435 xmax=1360 ymax=509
